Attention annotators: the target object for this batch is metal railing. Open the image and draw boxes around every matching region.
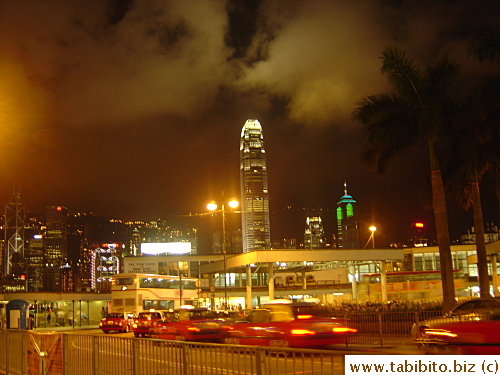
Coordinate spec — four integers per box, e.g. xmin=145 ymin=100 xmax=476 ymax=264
xmin=0 ymin=311 xmax=443 ymax=374
xmin=0 ymin=330 xmax=343 ymax=375
xmin=332 ymin=310 xmax=442 ymax=347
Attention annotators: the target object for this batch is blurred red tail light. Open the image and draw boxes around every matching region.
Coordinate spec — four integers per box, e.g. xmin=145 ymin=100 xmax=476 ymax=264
xmin=291 ymin=329 xmax=316 ymax=335
xmin=296 ymin=315 xmax=313 ymax=320
xmin=333 ymin=327 xmax=357 ymax=333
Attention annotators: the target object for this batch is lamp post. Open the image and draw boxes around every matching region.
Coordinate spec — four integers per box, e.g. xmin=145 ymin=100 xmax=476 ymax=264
xmin=369 ymin=226 xmax=376 ymax=249
xmin=364 ymin=226 xmax=377 ymax=249
xmin=207 ymin=198 xmax=239 ymax=309
xmin=178 ymin=261 xmax=183 ymax=307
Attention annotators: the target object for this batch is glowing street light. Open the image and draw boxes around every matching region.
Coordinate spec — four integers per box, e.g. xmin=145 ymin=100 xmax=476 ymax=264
xmin=369 ymin=226 xmax=376 ymax=249
xmin=207 ymin=197 xmax=239 ymax=308
xmin=364 ymin=226 xmax=377 ymax=249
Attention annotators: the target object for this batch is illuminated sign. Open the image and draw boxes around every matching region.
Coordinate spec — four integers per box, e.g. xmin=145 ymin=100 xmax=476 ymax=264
xmin=124 ymin=261 xmax=158 ymax=274
xmin=140 ymin=242 xmax=191 ymax=255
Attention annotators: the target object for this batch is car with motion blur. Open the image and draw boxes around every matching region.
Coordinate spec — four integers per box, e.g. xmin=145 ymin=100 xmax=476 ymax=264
xmin=99 ymin=312 xmax=135 ymax=334
xmin=412 ymin=297 xmax=500 ymax=343
xmin=420 ymin=319 xmax=500 ymax=354
xmin=213 ymin=310 xmax=248 ymax=324
xmin=223 ymin=301 xmax=357 ymax=348
xmin=133 ymin=310 xmax=173 ymax=337
xmin=151 ymin=307 xmax=233 ymax=342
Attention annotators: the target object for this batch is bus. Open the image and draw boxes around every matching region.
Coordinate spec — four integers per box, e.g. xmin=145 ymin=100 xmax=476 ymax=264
xmin=361 ymin=270 xmax=466 ymax=300
xmin=110 ymin=273 xmax=199 ymax=314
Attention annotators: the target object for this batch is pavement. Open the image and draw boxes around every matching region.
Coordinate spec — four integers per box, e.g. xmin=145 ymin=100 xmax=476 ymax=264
xmin=341 ymin=344 xmax=424 ymax=355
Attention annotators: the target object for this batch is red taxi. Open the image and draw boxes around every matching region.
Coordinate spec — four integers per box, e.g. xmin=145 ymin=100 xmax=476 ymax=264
xmin=413 ymin=297 xmax=500 ymax=341
xmin=99 ymin=312 xmax=135 ymax=334
xmin=151 ymin=307 xmax=230 ymax=342
xmin=421 ymin=320 xmax=500 ymax=354
xmin=133 ymin=310 xmax=172 ymax=337
xmin=223 ymin=301 xmax=357 ymax=348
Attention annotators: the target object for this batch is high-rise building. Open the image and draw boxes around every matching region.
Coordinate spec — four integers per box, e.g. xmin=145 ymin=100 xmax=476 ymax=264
xmin=240 ymin=119 xmax=271 ymax=252
xmin=336 ymin=183 xmax=360 ymax=249
xmin=304 ymin=217 xmax=325 ymax=249
xmin=94 ymin=243 xmax=120 ymax=292
xmin=76 ymin=238 xmax=93 ymax=292
xmin=210 ymin=227 xmax=241 ymax=254
xmin=26 ymin=233 xmax=44 ymax=291
xmin=44 ymin=206 xmax=68 ymax=291
xmin=3 ymin=189 xmax=25 ymax=277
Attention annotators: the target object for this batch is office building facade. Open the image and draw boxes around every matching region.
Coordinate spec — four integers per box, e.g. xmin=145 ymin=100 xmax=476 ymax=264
xmin=240 ymin=119 xmax=271 ymax=252
xmin=44 ymin=206 xmax=68 ymax=291
xmin=304 ymin=216 xmax=325 ymax=249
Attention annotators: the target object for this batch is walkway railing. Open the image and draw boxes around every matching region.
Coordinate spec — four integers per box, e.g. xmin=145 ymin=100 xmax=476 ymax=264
xmin=0 ymin=330 xmax=343 ymax=375
xmin=332 ymin=310 xmax=443 ymax=347
xmin=0 ymin=311 xmax=441 ymax=374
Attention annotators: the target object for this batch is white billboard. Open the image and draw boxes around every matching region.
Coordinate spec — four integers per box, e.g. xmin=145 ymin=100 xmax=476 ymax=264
xmin=140 ymin=242 xmax=191 ymax=255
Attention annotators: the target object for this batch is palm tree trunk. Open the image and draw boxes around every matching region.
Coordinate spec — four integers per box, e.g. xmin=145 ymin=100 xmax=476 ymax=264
xmin=471 ymin=170 xmax=491 ymax=297
xmin=428 ymin=140 xmax=456 ymax=312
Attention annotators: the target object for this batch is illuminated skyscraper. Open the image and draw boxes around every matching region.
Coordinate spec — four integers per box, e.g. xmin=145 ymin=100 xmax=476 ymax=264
xmin=3 ymin=188 xmax=25 ymax=277
xmin=304 ymin=217 xmax=325 ymax=249
xmin=240 ymin=119 xmax=271 ymax=252
xmin=26 ymin=234 xmax=44 ymax=291
xmin=44 ymin=206 xmax=68 ymax=291
xmin=336 ymin=183 xmax=360 ymax=249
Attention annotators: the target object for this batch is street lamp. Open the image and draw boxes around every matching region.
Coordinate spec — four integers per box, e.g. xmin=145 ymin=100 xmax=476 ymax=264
xmin=369 ymin=226 xmax=376 ymax=249
xmin=207 ymin=198 xmax=239 ymax=309
xmin=364 ymin=226 xmax=377 ymax=249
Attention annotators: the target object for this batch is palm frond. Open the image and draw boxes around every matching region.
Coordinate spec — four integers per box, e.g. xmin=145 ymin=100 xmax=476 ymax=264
xmin=352 ymin=93 xmax=414 ymax=124
xmin=468 ymin=33 xmax=500 ymax=63
xmin=360 ymin=115 xmax=420 ymax=174
xmin=425 ymin=56 xmax=461 ymax=100
xmin=380 ymin=46 xmax=423 ymax=105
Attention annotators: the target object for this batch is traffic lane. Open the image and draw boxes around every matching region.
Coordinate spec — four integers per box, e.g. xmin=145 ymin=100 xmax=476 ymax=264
xmin=62 ymin=328 xmax=422 ymax=354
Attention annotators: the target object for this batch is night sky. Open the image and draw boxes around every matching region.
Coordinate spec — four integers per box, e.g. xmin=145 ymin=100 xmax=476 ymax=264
xmin=1 ymin=0 xmax=499 ymax=247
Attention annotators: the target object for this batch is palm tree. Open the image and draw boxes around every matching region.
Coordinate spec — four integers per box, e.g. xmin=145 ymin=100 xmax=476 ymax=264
xmin=464 ymin=33 xmax=500 ymax=297
xmin=352 ymin=46 xmax=459 ymax=312
xmin=441 ymin=121 xmax=493 ymax=298
xmin=468 ymin=33 xmax=500 ymax=228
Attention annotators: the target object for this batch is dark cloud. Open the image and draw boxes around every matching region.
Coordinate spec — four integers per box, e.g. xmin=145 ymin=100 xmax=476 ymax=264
xmin=0 ymin=0 xmax=498 ymax=245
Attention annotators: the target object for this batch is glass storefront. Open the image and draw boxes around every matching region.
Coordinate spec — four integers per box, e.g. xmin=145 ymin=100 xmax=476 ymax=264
xmin=26 ymin=299 xmax=109 ymax=329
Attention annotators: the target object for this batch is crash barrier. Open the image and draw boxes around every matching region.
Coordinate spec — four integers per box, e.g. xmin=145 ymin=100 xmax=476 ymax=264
xmin=331 ymin=310 xmax=443 ymax=347
xmin=0 ymin=311 xmax=447 ymax=374
xmin=0 ymin=330 xmax=343 ymax=375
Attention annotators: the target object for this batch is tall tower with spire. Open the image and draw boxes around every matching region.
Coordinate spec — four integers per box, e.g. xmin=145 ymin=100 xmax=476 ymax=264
xmin=240 ymin=119 xmax=271 ymax=252
xmin=336 ymin=182 xmax=360 ymax=249
xmin=3 ymin=184 xmax=26 ymax=277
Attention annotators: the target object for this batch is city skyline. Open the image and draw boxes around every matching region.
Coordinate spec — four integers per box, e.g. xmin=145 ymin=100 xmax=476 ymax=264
xmin=0 ymin=1 xmax=499 ymax=247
